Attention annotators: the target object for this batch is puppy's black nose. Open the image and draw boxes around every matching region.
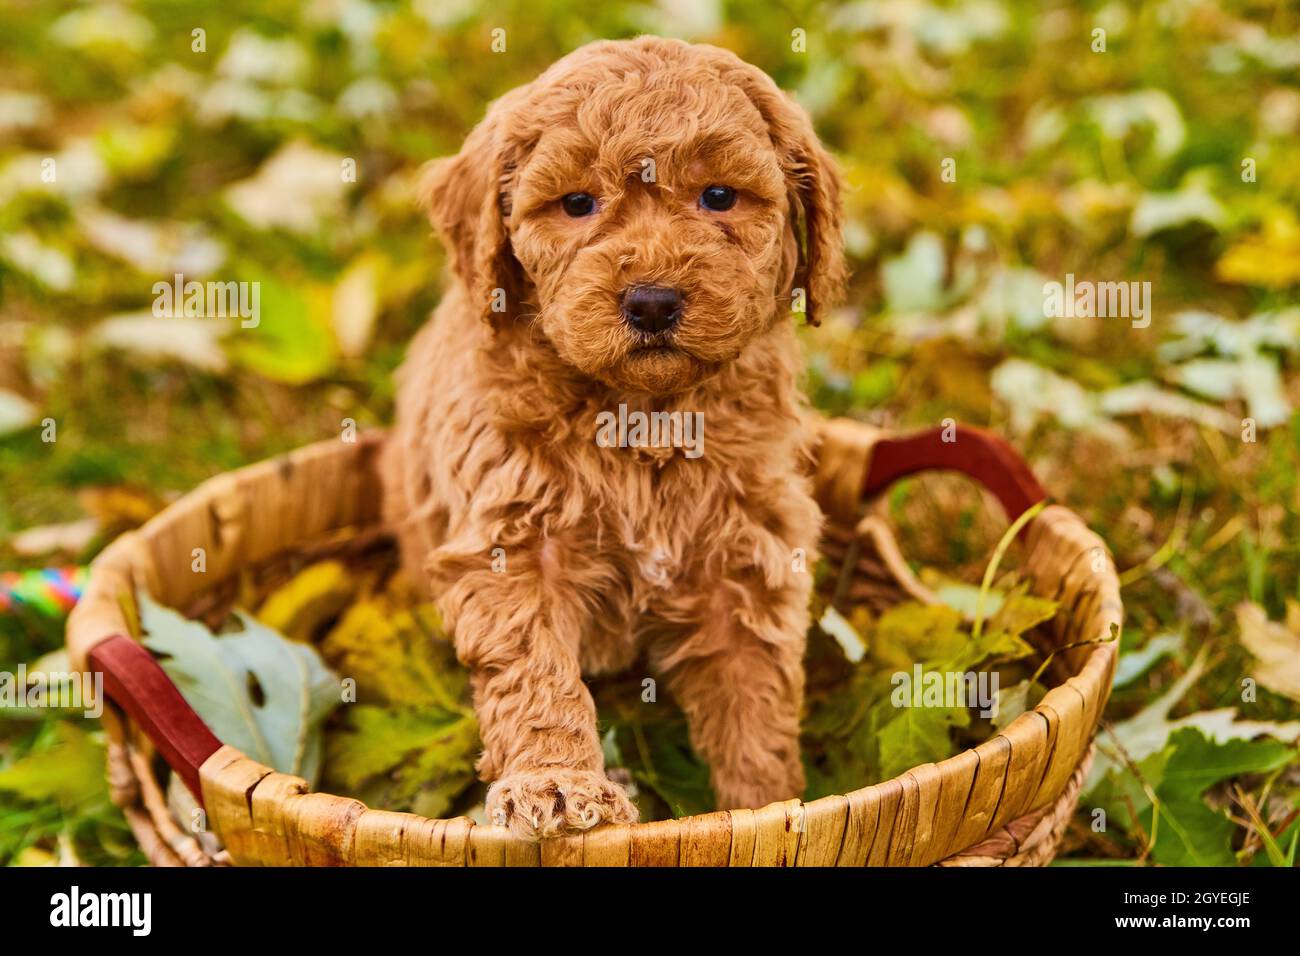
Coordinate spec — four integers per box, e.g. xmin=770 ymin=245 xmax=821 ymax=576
xmin=622 ymin=285 xmax=684 ymax=333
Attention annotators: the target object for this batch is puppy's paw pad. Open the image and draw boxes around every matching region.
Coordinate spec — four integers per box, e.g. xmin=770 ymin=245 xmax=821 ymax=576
xmin=486 ymin=769 xmax=638 ymax=841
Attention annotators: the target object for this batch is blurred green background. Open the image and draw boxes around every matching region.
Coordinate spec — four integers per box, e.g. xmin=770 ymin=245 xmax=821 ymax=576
xmin=1 ymin=0 xmax=1299 ymax=866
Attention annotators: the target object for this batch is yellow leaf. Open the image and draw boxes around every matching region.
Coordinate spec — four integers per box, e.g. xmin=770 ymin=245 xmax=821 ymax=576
xmin=14 ymin=847 xmax=57 ymax=867
xmin=321 ymin=596 xmax=465 ymax=710
xmin=256 ymin=560 xmax=356 ymax=642
xmin=1217 ymin=212 xmax=1300 ymax=288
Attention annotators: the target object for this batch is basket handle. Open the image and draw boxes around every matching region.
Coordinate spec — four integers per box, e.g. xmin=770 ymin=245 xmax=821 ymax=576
xmin=89 ymin=634 xmax=222 ymax=805
xmin=864 ymin=424 xmax=1047 ymax=521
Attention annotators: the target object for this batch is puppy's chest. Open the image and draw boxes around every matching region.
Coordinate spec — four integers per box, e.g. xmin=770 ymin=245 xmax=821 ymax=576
xmin=575 ymin=510 xmax=701 ymax=677
xmin=582 ymin=455 xmax=775 ymax=596
xmin=597 ymin=499 xmax=700 ymax=595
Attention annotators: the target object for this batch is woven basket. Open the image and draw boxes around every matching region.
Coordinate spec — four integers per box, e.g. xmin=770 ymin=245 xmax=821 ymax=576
xmin=66 ymin=416 xmax=1120 ymax=866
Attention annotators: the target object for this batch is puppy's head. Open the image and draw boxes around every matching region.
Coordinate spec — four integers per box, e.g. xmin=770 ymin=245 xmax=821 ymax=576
xmin=421 ymin=37 xmax=846 ymax=395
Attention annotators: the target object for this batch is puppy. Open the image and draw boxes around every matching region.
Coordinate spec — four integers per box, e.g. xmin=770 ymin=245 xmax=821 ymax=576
xmin=383 ymin=36 xmax=846 ymax=839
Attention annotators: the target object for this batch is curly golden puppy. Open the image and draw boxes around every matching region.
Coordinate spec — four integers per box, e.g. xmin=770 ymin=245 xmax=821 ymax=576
xmin=383 ymin=35 xmax=845 ymax=840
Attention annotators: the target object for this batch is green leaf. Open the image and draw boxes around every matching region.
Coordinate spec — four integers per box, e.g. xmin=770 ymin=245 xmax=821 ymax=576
xmin=614 ymin=717 xmax=715 ymax=819
xmin=316 ymin=594 xmax=478 ymax=817
xmin=928 ymin=576 xmax=1003 ymax=619
xmin=985 ymin=590 xmax=1058 ymax=638
xmin=1144 ymin=729 xmax=1293 ymax=867
xmin=875 ymin=701 xmax=967 ymax=780
xmin=223 ymin=276 xmax=336 ymax=385
xmin=138 ymin=592 xmax=340 ymax=785
xmin=1158 ymin=727 xmax=1293 ymax=796
xmin=944 ymin=628 xmax=1036 ymax=673
xmin=1090 ymin=747 xmax=1167 ymax=834
xmin=1089 ymin=649 xmax=1300 ymax=794
xmin=0 ymin=723 xmax=109 ymax=812
xmin=870 ymin=602 xmax=967 ymax=672
xmin=322 ymin=705 xmax=478 ymax=818
xmin=992 ymin=678 xmax=1047 ymax=730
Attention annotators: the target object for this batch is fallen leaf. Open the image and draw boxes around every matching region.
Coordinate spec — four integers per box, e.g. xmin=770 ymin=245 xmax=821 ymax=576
xmin=1172 ymin=355 xmax=1290 ymax=428
xmin=1217 ymin=211 xmax=1300 ymax=288
xmin=0 ymin=388 xmax=39 ymax=436
xmin=924 ymin=573 xmax=1003 ymax=619
xmin=256 ymin=560 xmax=357 ymax=642
xmin=0 ymin=723 xmax=109 ymax=812
xmin=990 ymin=358 xmax=1126 ymax=441
xmin=0 ymin=233 xmax=75 ymax=291
xmin=322 ymin=705 xmax=478 ymax=818
xmin=88 ymin=311 xmax=230 ymax=373
xmin=223 ymin=277 xmax=335 ymax=384
xmin=1130 ymin=184 xmax=1225 ymax=237
xmin=882 ymin=232 xmax=949 ymax=312
xmin=869 ymin=602 xmax=967 ymax=672
xmin=332 ymin=255 xmax=381 ymax=359
xmin=223 ymin=140 xmax=350 ymax=235
xmin=1099 ymin=381 xmax=1239 ymax=432
xmin=317 ymin=592 xmax=479 ymax=817
xmin=992 ymin=679 xmax=1046 ymax=730
xmin=1149 ymin=729 xmax=1292 ymax=866
xmin=320 ymin=596 xmax=464 ymax=709
xmin=1089 ymin=649 xmax=1300 ymax=793
xmin=9 ymin=518 xmax=99 ymax=557
xmin=1088 ymin=89 xmax=1186 ymax=159
xmin=1236 ymin=602 xmax=1300 ymax=701
xmin=138 ymin=592 xmax=340 ymax=785
xmin=77 ymin=206 xmax=225 ymax=276
xmin=876 ymin=703 xmax=967 ymax=780
xmin=1113 ymin=633 xmax=1183 ymax=688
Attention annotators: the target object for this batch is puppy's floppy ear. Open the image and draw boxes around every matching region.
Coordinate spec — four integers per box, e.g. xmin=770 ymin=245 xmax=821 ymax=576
xmin=734 ymin=70 xmax=847 ymax=326
xmin=418 ymin=94 xmax=528 ymax=327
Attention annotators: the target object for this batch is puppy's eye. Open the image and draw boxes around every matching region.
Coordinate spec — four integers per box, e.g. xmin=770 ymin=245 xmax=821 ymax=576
xmin=700 ymin=185 xmax=737 ymax=212
xmin=561 ymin=192 xmax=597 ymax=217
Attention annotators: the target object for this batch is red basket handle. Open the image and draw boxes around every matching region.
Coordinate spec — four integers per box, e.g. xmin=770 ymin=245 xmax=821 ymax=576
xmin=90 ymin=635 xmax=222 ymax=805
xmin=864 ymin=424 xmax=1046 ymax=522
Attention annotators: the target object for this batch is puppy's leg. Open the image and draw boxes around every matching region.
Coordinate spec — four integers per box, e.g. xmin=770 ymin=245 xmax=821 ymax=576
xmin=439 ymin=556 xmax=637 ymax=840
xmin=657 ymin=577 xmax=810 ymax=810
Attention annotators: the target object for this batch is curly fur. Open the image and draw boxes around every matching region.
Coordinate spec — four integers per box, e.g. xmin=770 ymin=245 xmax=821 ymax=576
xmin=382 ymin=36 xmax=847 ymax=840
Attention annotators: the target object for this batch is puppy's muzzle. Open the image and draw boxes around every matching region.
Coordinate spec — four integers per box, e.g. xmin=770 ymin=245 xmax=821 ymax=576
xmin=621 ymin=285 xmax=684 ymax=334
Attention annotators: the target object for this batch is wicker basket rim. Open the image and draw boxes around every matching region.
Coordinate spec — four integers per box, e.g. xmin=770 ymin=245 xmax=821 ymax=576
xmin=66 ymin=419 xmax=1121 ymax=866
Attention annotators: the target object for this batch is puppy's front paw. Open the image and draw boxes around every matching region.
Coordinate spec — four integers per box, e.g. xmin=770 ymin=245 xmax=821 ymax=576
xmin=486 ymin=768 xmax=638 ymax=841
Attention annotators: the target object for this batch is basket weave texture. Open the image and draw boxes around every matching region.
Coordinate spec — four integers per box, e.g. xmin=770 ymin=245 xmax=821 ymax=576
xmin=67 ymin=417 xmax=1121 ymax=866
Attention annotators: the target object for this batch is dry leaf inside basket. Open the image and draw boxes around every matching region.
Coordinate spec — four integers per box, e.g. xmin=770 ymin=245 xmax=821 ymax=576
xmin=800 ymin=581 xmax=1056 ymax=797
xmin=137 ymin=592 xmax=339 ymax=786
